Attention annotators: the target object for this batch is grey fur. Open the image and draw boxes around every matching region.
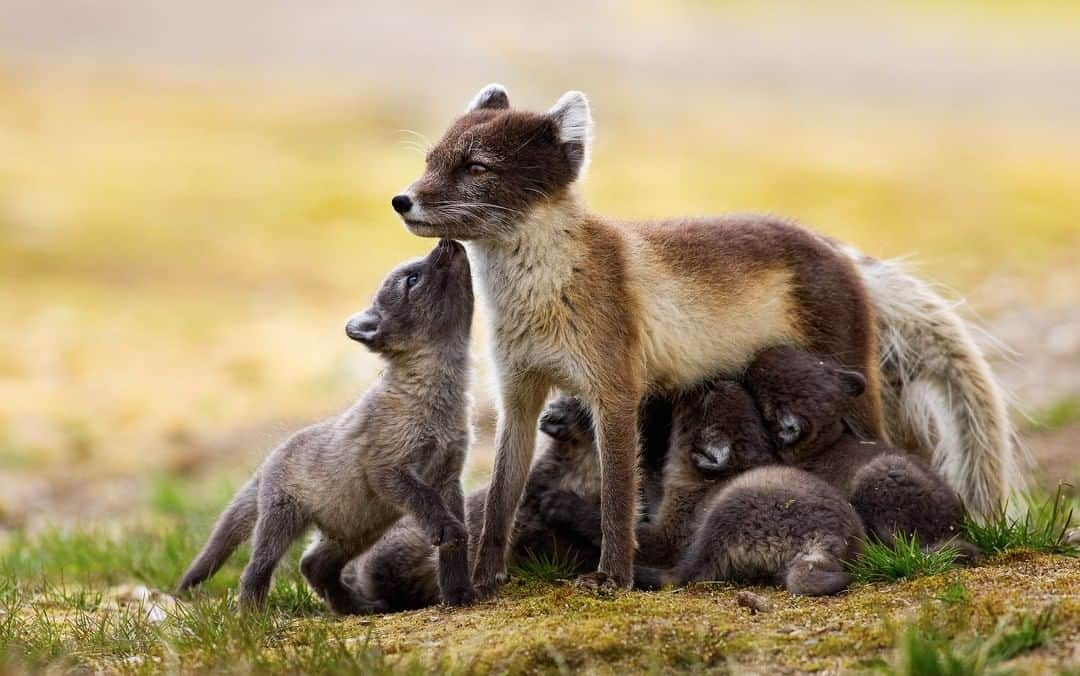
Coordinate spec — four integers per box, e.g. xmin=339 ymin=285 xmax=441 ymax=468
xmin=177 ymin=240 xmax=477 ymax=610
xmin=746 ymin=345 xmax=976 ymax=559
xmin=631 ymin=379 xmax=864 ymax=595
xmin=636 ymin=466 xmax=865 ymax=596
xmin=345 ymin=394 xmax=606 ymax=611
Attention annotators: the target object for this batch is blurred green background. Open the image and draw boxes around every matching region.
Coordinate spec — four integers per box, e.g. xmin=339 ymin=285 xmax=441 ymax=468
xmin=1 ymin=1 xmax=1078 ymax=528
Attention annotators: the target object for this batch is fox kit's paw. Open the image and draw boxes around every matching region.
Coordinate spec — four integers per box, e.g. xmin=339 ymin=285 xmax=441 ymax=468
xmin=441 ymin=584 xmax=478 ymax=607
xmin=431 ymin=519 xmax=468 ymax=549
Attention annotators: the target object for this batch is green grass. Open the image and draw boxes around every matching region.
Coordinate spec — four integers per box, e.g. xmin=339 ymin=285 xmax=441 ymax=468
xmin=961 ymin=486 xmax=1078 ymax=557
xmin=509 ymin=548 xmax=582 ymax=584
xmin=934 ymin=581 xmax=971 ymax=605
xmin=849 ymin=533 xmax=962 ymax=584
xmin=0 ymin=577 xmax=421 ymax=674
xmin=878 ymin=607 xmax=1058 ymax=676
xmin=1025 ymin=396 xmax=1080 ymax=432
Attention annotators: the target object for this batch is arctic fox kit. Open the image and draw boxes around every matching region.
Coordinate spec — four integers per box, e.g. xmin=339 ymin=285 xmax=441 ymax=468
xmin=393 ymin=84 xmax=882 ymax=591
xmin=345 ymin=394 xmax=607 ymax=612
xmin=746 ymin=345 xmax=975 ymax=558
xmin=177 ymin=240 xmax=477 ymax=610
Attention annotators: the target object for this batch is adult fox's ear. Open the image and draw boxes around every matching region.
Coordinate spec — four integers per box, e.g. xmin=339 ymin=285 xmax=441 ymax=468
xmin=465 ymin=83 xmax=510 ymax=113
xmin=547 ymin=90 xmax=594 ymax=180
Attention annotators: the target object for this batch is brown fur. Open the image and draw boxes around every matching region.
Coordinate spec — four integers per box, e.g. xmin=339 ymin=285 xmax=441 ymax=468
xmin=394 ymin=85 xmax=883 ymax=591
xmin=634 ymin=381 xmax=778 ymax=567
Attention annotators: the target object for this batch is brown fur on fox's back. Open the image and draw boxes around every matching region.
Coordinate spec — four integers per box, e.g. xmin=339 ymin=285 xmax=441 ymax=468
xmin=631 ymin=214 xmax=883 ymax=434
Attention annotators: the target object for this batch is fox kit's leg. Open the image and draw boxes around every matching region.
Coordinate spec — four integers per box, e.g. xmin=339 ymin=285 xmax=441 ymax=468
xmin=370 ymin=467 xmax=466 ymax=548
xmin=435 ymin=478 xmax=477 ymax=606
xmin=239 ymin=488 xmax=308 ymax=608
xmin=584 ymin=389 xmax=642 ymax=589
xmin=369 ymin=466 xmax=475 ymax=605
xmin=473 ymin=371 xmax=550 ymax=596
xmin=300 ymin=536 xmax=373 ymax=615
xmin=635 ymin=484 xmax=710 ymax=568
xmin=177 ymin=475 xmax=259 ymax=592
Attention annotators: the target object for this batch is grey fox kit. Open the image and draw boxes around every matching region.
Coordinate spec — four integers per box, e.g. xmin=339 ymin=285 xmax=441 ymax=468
xmin=177 ymin=240 xmax=477 ymax=610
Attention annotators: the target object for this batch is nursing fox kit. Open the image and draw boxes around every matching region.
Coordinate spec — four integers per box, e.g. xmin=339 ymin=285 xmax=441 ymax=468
xmin=393 ymin=83 xmax=1015 ymax=591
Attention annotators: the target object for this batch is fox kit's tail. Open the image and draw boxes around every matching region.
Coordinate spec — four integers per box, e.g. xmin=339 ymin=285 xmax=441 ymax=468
xmin=850 ymin=254 xmax=1023 ymax=516
xmin=177 ymin=475 xmax=260 ymax=591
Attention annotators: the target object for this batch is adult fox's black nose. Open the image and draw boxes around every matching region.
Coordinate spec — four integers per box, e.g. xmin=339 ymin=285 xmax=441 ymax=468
xmin=391 ymin=194 xmax=413 ymax=214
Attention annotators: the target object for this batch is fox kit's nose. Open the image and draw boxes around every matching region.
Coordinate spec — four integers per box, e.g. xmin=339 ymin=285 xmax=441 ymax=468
xmin=391 ymin=194 xmax=413 ymax=214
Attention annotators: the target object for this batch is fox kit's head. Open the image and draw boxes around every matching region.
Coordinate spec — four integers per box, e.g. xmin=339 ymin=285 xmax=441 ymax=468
xmin=677 ymin=381 xmax=777 ymax=479
xmin=744 ymin=345 xmax=867 ymax=461
xmin=392 ymin=84 xmax=593 ymax=241
xmin=346 ymin=239 xmax=473 ymax=357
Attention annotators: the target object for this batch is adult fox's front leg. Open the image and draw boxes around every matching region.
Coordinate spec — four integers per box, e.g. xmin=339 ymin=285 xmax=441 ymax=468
xmin=577 ymin=386 xmax=642 ymax=589
xmin=472 ymin=370 xmax=551 ymax=597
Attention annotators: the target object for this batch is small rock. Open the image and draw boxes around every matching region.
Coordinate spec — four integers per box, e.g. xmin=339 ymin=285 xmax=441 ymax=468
xmin=145 ymin=604 xmax=168 ymax=623
xmin=735 ymin=590 xmax=771 ymax=614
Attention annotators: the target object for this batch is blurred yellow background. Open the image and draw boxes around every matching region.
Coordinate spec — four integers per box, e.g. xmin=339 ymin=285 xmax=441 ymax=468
xmin=1 ymin=1 xmax=1078 ymax=527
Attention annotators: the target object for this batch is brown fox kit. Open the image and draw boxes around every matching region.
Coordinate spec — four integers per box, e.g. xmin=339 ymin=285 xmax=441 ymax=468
xmin=632 ymin=380 xmax=864 ymax=595
xmin=177 ymin=240 xmax=477 ymax=610
xmin=746 ymin=345 xmax=976 ymax=558
xmin=631 ymin=381 xmax=779 ymax=567
xmin=345 ymin=394 xmax=605 ymax=612
xmin=393 ymin=84 xmax=884 ymax=592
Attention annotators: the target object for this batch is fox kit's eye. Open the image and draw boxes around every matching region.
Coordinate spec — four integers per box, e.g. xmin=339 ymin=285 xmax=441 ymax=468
xmin=466 ymin=163 xmax=488 ymax=176
xmin=405 ymin=273 xmax=420 ymax=289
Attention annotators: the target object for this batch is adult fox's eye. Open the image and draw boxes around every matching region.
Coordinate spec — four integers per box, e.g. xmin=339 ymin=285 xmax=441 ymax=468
xmin=406 ymin=273 xmax=420 ymax=289
xmin=466 ymin=163 xmax=488 ymax=176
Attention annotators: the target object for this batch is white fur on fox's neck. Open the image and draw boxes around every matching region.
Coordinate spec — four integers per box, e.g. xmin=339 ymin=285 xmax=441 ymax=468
xmin=464 ymin=195 xmax=584 ymax=323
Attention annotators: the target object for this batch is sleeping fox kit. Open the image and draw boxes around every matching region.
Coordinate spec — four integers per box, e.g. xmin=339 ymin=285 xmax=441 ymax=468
xmin=633 ymin=378 xmax=865 ymax=595
xmin=177 ymin=239 xmax=477 ymax=611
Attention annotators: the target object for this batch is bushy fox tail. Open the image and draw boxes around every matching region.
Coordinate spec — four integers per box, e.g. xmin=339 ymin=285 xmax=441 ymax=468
xmin=177 ymin=475 xmax=260 ymax=591
xmin=849 ymin=253 xmax=1025 ymax=516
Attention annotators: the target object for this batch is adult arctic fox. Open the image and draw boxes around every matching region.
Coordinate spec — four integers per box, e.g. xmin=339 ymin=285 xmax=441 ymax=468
xmin=391 ymin=84 xmax=1015 ymax=591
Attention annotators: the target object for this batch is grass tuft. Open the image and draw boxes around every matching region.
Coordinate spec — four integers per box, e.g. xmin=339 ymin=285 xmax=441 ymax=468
xmin=879 ymin=607 xmax=1057 ymax=676
xmin=510 ymin=548 xmax=581 ymax=584
xmin=987 ymin=606 xmax=1056 ymax=662
xmin=849 ymin=533 xmax=961 ymax=584
xmin=962 ymin=486 xmax=1078 ymax=557
xmin=933 ymin=581 xmax=970 ymax=605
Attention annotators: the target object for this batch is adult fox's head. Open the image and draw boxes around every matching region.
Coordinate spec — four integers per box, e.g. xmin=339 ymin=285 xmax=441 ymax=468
xmin=393 ymin=84 xmax=593 ymax=241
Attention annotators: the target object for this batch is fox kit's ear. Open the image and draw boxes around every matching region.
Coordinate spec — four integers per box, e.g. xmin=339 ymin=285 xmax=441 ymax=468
xmin=547 ymin=90 xmax=594 ymax=180
xmin=834 ymin=369 xmax=867 ymax=397
xmin=465 ymin=83 xmax=510 ymax=113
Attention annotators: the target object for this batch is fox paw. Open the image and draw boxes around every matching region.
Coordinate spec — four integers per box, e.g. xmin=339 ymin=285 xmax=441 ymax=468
xmin=432 ymin=519 xmax=468 ymax=549
xmin=573 ymin=571 xmax=625 ymax=594
xmin=441 ymin=585 xmax=479 ymax=607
